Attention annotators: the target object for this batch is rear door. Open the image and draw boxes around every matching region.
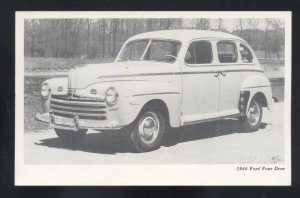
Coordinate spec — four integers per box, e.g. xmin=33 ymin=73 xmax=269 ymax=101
xmin=217 ymin=40 xmax=254 ymax=117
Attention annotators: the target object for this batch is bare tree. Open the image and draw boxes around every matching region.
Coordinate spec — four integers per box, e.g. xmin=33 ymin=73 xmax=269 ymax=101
xmin=86 ymin=19 xmax=91 ymax=58
xmin=111 ymin=19 xmax=118 ymax=56
xmin=107 ymin=20 xmax=113 ymax=57
xmin=265 ymin=19 xmax=284 ymax=59
xmin=147 ymin=19 xmax=154 ymax=31
xmin=195 ymin=19 xmax=210 ymax=30
xmin=246 ymin=19 xmax=259 ymax=46
xmin=132 ymin=20 xmax=137 ymax=35
xmin=97 ymin=19 xmax=102 ymax=46
xmin=217 ymin=19 xmax=223 ymax=30
xmin=101 ymin=20 xmax=106 ymax=58
xmin=29 ymin=19 xmax=36 ymax=57
xmin=24 ymin=18 xmax=284 ymax=60
xmin=263 ymin=19 xmax=271 ymax=59
xmin=247 ymin=19 xmax=259 ymax=29
xmin=165 ymin=19 xmax=172 ymax=29
xmin=238 ymin=19 xmax=244 ymax=30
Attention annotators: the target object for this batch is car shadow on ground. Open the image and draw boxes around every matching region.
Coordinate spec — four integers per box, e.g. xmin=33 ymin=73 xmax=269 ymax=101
xmin=162 ymin=119 xmax=268 ymax=147
xmin=35 ymin=118 xmax=269 ymax=155
xmin=35 ymin=130 xmax=133 ymax=155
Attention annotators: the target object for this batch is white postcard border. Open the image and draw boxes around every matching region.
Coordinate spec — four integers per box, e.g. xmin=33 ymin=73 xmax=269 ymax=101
xmin=15 ymin=11 xmax=292 ymax=186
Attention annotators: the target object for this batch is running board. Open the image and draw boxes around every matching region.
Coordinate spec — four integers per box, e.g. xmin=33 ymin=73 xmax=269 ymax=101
xmin=182 ymin=114 xmax=240 ymax=126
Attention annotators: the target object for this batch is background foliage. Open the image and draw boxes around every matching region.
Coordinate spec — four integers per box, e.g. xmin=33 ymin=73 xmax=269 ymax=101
xmin=24 ymin=18 xmax=284 ymax=60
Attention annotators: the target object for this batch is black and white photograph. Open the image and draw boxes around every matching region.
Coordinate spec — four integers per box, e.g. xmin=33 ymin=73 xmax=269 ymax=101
xmin=15 ymin=11 xmax=291 ymax=185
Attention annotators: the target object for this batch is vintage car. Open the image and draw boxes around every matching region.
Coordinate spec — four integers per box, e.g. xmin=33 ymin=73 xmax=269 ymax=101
xmin=36 ymin=30 xmax=272 ymax=152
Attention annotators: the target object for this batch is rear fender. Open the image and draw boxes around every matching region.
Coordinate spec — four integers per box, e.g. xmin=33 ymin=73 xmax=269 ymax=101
xmin=241 ymin=75 xmax=272 ymax=111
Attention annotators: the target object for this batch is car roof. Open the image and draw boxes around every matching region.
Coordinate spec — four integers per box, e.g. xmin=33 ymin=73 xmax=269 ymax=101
xmin=127 ymin=29 xmax=245 ymax=43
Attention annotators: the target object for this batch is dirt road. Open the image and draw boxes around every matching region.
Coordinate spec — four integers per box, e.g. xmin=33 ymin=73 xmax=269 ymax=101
xmin=24 ymin=102 xmax=284 ymax=164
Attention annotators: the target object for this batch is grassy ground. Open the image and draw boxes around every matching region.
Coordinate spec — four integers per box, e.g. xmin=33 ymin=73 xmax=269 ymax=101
xmin=258 ymin=59 xmax=284 ymax=65
xmin=254 ymin=50 xmax=284 ymax=60
xmin=24 ymin=76 xmax=52 ymax=132
xmin=25 ymin=58 xmax=113 ymax=72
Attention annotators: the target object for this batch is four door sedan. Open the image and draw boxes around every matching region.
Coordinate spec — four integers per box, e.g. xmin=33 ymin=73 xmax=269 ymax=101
xmin=35 ymin=30 xmax=273 ymax=152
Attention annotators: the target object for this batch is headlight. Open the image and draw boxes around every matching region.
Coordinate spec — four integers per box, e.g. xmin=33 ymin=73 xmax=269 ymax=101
xmin=105 ymin=87 xmax=118 ymax=105
xmin=41 ymin=83 xmax=50 ymax=98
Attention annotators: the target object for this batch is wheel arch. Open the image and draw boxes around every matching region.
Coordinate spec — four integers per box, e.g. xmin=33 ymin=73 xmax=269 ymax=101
xmin=239 ymin=89 xmax=271 ymax=116
xmin=251 ymin=92 xmax=268 ymax=108
xmin=138 ymin=99 xmax=171 ymax=128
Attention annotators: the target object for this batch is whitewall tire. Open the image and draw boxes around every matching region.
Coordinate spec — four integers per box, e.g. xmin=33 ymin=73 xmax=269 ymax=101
xmin=240 ymin=98 xmax=263 ymax=132
xmin=129 ymin=111 xmax=165 ymax=152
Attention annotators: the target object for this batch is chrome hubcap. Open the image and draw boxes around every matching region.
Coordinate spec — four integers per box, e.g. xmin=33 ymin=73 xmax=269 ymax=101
xmin=138 ymin=112 xmax=160 ymax=144
xmin=247 ymin=100 xmax=261 ymax=126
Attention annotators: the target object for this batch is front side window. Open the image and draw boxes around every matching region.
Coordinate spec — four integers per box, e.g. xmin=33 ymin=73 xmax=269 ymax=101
xmin=144 ymin=40 xmax=181 ymax=63
xmin=240 ymin=44 xmax=253 ymax=63
xmin=185 ymin=41 xmax=212 ymax=64
xmin=217 ymin=41 xmax=238 ymax=63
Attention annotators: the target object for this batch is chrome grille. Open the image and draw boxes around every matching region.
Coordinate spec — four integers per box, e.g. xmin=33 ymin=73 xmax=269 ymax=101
xmin=50 ymin=94 xmax=107 ymax=120
xmin=68 ymin=88 xmax=75 ymax=95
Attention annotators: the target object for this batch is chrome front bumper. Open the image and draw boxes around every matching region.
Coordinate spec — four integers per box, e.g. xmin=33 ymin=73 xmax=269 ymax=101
xmin=35 ymin=112 xmax=121 ymax=131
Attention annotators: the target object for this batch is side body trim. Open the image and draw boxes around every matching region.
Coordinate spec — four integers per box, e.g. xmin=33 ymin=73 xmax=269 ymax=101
xmin=132 ymin=92 xmax=180 ymax=97
xmin=96 ymin=69 xmax=263 ymax=80
xmin=243 ymin=85 xmax=271 ymax=89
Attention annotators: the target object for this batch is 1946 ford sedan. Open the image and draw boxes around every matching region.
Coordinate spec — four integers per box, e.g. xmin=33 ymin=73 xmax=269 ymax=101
xmin=35 ymin=30 xmax=273 ymax=152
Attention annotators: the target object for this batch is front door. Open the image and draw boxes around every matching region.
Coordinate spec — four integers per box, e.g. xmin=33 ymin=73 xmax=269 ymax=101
xmin=181 ymin=40 xmax=220 ymax=124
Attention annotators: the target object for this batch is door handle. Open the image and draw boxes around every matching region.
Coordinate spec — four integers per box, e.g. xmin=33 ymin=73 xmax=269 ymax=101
xmin=220 ymin=71 xmax=226 ymax=76
xmin=213 ymin=71 xmax=219 ymax=77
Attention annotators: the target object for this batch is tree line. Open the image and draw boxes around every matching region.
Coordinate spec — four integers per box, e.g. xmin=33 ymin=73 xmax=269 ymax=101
xmin=24 ymin=18 xmax=284 ymax=59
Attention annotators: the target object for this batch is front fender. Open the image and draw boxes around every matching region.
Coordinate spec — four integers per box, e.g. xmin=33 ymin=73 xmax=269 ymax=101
xmin=98 ymin=80 xmax=182 ymax=127
xmin=43 ymin=77 xmax=68 ymax=95
xmin=41 ymin=78 xmax=68 ymax=113
xmin=86 ymin=80 xmax=179 ymax=96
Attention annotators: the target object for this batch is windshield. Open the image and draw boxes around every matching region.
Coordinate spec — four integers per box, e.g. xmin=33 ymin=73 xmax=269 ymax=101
xmin=118 ymin=39 xmax=149 ymax=61
xmin=118 ymin=39 xmax=181 ymax=63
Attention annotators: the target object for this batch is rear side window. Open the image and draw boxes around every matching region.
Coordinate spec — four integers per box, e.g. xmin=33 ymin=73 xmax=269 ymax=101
xmin=217 ymin=41 xmax=238 ymax=63
xmin=185 ymin=41 xmax=212 ymax=64
xmin=240 ymin=44 xmax=253 ymax=63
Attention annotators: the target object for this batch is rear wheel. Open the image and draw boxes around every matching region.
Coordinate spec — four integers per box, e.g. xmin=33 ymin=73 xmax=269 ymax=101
xmin=240 ymin=98 xmax=262 ymax=132
xmin=128 ymin=111 xmax=165 ymax=152
xmin=54 ymin=128 xmax=87 ymax=143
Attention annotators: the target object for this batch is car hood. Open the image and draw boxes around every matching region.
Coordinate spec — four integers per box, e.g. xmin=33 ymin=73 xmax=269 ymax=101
xmin=69 ymin=61 xmax=178 ymax=89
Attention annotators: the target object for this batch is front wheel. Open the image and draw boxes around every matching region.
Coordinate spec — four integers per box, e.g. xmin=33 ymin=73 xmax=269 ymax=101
xmin=54 ymin=128 xmax=87 ymax=143
xmin=239 ymin=98 xmax=263 ymax=132
xmin=128 ymin=111 xmax=165 ymax=152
